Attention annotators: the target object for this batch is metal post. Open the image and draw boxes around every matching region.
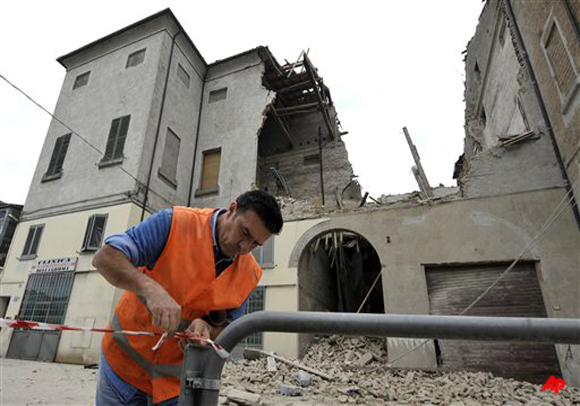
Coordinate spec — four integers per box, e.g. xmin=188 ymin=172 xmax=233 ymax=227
xmin=178 ymin=311 xmax=580 ymax=405
xmin=318 ymin=126 xmax=325 ymax=206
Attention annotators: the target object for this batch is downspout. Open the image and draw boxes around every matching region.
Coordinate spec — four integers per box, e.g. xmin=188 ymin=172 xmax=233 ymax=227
xmin=187 ymin=69 xmax=206 ymax=206
xmin=318 ymin=126 xmax=325 ymax=206
xmin=503 ymin=0 xmax=580 ymax=231
xmin=140 ymin=30 xmax=182 ymax=221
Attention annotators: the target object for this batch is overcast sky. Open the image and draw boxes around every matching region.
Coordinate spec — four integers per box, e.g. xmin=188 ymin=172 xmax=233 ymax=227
xmin=0 ymin=1 xmax=484 ymax=205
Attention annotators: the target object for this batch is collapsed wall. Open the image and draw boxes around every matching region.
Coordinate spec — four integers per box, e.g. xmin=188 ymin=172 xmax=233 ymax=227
xmin=456 ymin=0 xmax=564 ymax=198
xmin=255 ymin=50 xmax=361 ymax=207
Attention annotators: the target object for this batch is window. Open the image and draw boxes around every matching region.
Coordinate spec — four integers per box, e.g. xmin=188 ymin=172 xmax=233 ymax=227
xmin=43 ymin=133 xmax=71 ymax=181
xmin=100 ymin=115 xmax=130 ymax=166
xmin=240 ymin=287 xmax=265 ymax=348
xmin=81 ymin=214 xmax=107 ymax=252
xmin=21 ymin=224 xmax=44 ymax=259
xmin=73 ymin=71 xmax=90 ymax=89
xmin=209 ymin=87 xmax=227 ymax=103
xmin=177 ymin=64 xmax=190 ymax=88
xmin=18 ymin=272 xmax=75 ymax=324
xmin=158 ymin=128 xmax=180 ymax=187
xmin=126 ymin=49 xmax=146 ymax=68
xmin=542 ymin=17 xmax=579 ymax=110
xmin=303 ymin=154 xmax=321 ymax=166
xmin=197 ymin=149 xmax=221 ymax=195
xmin=252 ymin=236 xmax=274 ymax=269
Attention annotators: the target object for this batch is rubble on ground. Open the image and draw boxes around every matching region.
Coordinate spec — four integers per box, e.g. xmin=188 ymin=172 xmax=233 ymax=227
xmin=221 ymin=335 xmax=580 ymax=406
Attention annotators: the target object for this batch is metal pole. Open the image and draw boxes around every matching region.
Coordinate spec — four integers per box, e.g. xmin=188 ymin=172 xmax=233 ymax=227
xmin=179 ymin=311 xmax=580 ymax=406
xmin=318 ymin=126 xmax=325 ymax=206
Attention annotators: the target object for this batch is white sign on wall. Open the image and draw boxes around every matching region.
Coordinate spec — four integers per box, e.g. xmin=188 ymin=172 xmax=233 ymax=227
xmin=31 ymin=257 xmax=78 ymax=273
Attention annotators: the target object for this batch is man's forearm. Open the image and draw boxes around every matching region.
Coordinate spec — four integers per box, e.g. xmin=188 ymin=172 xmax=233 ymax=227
xmin=92 ymin=245 xmax=159 ymax=297
xmin=93 ymin=244 xmax=182 ymax=332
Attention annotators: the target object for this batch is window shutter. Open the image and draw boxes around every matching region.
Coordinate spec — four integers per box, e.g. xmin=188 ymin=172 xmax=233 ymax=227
xmin=104 ymin=118 xmax=120 ymax=160
xmin=89 ymin=215 xmax=107 ymax=248
xmin=261 ymin=236 xmax=275 ymax=268
xmin=54 ymin=133 xmax=71 ymax=173
xmin=160 ymin=129 xmax=180 ymax=182
xmin=82 ymin=215 xmax=95 ymax=250
xmin=22 ymin=227 xmax=35 ymax=256
xmin=82 ymin=214 xmax=107 ymax=251
xmin=47 ymin=137 xmax=63 ymax=176
xmin=200 ymin=151 xmax=221 ymax=191
xmin=30 ymin=226 xmax=43 ymax=256
xmin=545 ymin=24 xmax=575 ymax=96
xmin=114 ymin=116 xmax=130 ymax=159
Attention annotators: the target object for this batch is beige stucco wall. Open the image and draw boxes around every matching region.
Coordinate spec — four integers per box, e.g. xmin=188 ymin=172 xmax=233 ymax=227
xmin=283 ymin=188 xmax=579 ymax=383
xmin=0 ymin=202 xmax=144 ymax=362
xmin=258 ymin=218 xmax=327 ymax=358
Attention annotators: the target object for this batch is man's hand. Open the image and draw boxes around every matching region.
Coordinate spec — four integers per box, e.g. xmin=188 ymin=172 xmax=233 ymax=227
xmin=92 ymin=245 xmax=182 ymax=333
xmin=180 ymin=319 xmax=212 ymax=349
xmin=143 ymin=284 xmax=181 ymax=333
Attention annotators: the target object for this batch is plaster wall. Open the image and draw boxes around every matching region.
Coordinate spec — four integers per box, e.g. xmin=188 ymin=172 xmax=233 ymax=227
xmin=137 ymin=35 xmax=205 ymax=213
xmin=0 ymin=203 xmax=142 ymax=362
xmin=263 ymin=284 xmax=298 ymax=359
xmin=287 ymin=188 xmax=579 ymax=383
xmin=461 ymin=0 xmax=564 ymax=198
xmin=190 ymin=53 xmax=275 ymax=208
xmin=511 ymin=0 xmax=580 ymax=209
xmin=24 ymin=32 xmax=166 ymax=219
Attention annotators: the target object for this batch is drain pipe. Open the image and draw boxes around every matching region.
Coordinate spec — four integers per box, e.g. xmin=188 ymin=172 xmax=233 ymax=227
xmin=178 ymin=311 xmax=580 ymax=406
xmin=141 ymin=30 xmax=181 ymax=221
xmin=187 ymin=70 xmax=206 ymax=206
xmin=503 ymin=0 xmax=580 ymax=231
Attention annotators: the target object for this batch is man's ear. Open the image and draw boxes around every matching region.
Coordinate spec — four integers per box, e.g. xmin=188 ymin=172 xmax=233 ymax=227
xmin=228 ymin=201 xmax=237 ymax=214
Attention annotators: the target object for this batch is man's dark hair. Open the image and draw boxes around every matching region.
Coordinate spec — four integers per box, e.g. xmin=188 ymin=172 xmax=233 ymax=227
xmin=236 ymin=190 xmax=283 ymax=234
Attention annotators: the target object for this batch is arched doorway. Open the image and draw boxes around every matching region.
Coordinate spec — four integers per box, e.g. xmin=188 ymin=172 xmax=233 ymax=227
xmin=296 ymin=229 xmax=383 ymax=354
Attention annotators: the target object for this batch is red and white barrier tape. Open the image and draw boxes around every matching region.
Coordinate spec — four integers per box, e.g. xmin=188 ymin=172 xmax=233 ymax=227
xmin=0 ymin=318 xmax=229 ymax=358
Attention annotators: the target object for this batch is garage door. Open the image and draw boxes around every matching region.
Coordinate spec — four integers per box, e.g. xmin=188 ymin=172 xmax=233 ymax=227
xmin=426 ymin=262 xmax=561 ymax=383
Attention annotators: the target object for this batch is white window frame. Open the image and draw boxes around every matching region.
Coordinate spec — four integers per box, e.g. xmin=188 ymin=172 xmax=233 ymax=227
xmin=21 ymin=224 xmax=44 ymax=260
xmin=252 ymin=236 xmax=275 ymax=269
xmin=81 ymin=214 xmax=108 ymax=252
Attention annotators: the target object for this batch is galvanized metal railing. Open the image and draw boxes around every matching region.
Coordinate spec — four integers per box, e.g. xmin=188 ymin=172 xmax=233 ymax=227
xmin=178 ymin=311 xmax=580 ymax=406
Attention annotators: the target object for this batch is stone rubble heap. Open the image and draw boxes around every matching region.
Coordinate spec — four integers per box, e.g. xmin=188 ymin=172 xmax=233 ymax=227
xmin=220 ymin=335 xmax=580 ymax=406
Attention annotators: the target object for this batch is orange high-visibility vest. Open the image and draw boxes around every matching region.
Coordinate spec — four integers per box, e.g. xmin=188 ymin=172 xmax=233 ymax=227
xmin=102 ymin=206 xmax=262 ymax=403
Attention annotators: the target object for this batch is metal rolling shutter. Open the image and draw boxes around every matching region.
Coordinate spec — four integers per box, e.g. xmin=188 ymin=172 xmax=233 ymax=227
xmin=426 ymin=262 xmax=561 ymax=383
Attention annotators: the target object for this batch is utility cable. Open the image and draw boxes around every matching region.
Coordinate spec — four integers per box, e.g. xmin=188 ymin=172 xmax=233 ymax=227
xmin=384 ymin=183 xmax=578 ymax=368
xmin=0 ymin=73 xmax=174 ymax=208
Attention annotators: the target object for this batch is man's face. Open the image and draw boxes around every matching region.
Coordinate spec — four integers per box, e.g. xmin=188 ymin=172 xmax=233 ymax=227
xmin=218 ymin=201 xmax=272 ymax=257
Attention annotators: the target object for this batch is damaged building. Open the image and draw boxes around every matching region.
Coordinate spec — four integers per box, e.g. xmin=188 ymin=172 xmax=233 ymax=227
xmin=0 ymin=9 xmax=359 ymax=365
xmin=1 ymin=0 xmax=579 ymax=390
xmin=267 ymin=0 xmax=580 ymax=387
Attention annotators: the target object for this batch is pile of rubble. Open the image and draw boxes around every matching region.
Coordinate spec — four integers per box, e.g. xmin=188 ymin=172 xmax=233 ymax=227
xmin=220 ymin=335 xmax=579 ymax=406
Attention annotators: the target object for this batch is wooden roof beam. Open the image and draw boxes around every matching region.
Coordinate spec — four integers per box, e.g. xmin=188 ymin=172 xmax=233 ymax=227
xmin=303 ymin=54 xmax=335 ymax=140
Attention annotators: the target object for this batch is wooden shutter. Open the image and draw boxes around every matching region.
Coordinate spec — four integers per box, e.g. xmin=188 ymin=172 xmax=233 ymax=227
xmin=104 ymin=118 xmax=120 ymax=160
xmin=113 ymin=116 xmax=130 ymax=159
xmin=200 ymin=150 xmax=221 ymax=191
xmin=22 ymin=227 xmax=36 ymax=256
xmin=160 ymin=129 xmax=180 ymax=182
xmin=54 ymin=134 xmax=71 ymax=173
xmin=46 ymin=134 xmax=70 ymax=176
xmin=545 ymin=23 xmax=576 ymax=96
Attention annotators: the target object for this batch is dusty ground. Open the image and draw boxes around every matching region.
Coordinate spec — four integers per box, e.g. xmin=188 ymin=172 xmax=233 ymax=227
xmin=0 ymin=358 xmax=97 ymax=406
xmin=1 ymin=336 xmax=579 ymax=406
